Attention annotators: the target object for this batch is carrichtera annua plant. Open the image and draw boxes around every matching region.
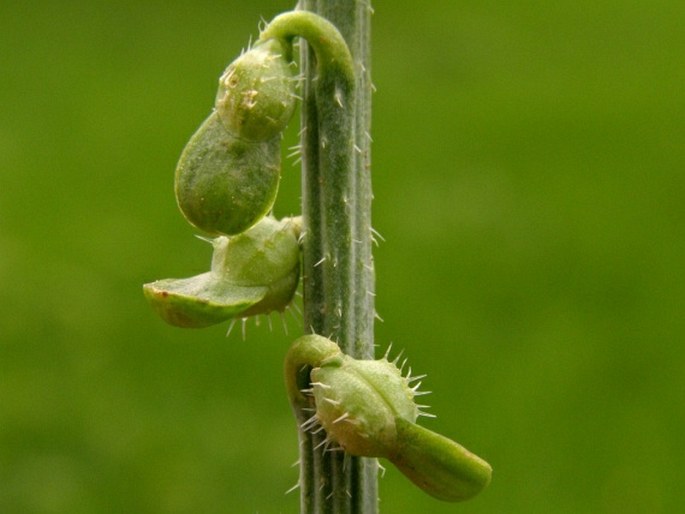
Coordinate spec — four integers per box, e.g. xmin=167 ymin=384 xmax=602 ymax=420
xmin=144 ymin=5 xmax=491 ymax=512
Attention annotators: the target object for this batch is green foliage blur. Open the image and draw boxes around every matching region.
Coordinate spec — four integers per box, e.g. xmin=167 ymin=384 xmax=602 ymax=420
xmin=1 ymin=1 xmax=683 ymax=512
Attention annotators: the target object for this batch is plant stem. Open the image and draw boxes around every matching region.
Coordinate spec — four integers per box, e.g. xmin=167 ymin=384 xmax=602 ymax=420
xmin=298 ymin=1 xmax=376 ymax=513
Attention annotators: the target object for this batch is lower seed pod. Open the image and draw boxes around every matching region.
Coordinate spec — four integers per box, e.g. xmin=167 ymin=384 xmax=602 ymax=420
xmin=175 ymin=111 xmax=281 ymax=236
xmin=311 ymin=356 xmax=418 ymax=457
xmin=143 ymin=216 xmax=300 ymax=328
xmin=285 ymin=334 xmax=492 ymax=503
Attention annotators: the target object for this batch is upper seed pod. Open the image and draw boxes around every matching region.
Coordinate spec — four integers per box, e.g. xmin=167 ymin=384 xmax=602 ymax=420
xmin=215 ymin=38 xmax=297 ymax=142
xmin=143 ymin=216 xmax=300 ymax=328
xmin=175 ymin=111 xmax=281 ymax=236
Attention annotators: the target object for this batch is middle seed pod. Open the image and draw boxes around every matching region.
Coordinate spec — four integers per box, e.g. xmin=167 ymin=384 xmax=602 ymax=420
xmin=175 ymin=38 xmax=297 ymax=236
xmin=142 ymin=216 xmax=301 ymax=328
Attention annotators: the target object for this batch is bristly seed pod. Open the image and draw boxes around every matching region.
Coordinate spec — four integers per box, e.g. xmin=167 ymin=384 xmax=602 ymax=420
xmin=312 ymin=356 xmax=418 ymax=458
xmin=215 ymin=38 xmax=297 ymax=142
xmin=143 ymin=216 xmax=300 ymax=328
xmin=285 ymin=334 xmax=492 ymax=503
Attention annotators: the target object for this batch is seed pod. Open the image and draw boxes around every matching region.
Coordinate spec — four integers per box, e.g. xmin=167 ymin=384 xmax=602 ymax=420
xmin=174 ymin=111 xmax=281 ymax=236
xmin=143 ymin=216 xmax=300 ymax=328
xmin=287 ymin=334 xmax=492 ymax=503
xmin=312 ymin=356 xmax=418 ymax=457
xmin=215 ymin=38 xmax=297 ymax=142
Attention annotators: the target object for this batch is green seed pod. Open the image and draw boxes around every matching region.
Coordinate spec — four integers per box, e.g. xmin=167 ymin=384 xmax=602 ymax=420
xmin=285 ymin=334 xmax=492 ymax=503
xmin=312 ymin=356 xmax=418 ymax=457
xmin=143 ymin=216 xmax=300 ymax=328
xmin=215 ymin=39 xmax=297 ymax=142
xmin=174 ymin=111 xmax=281 ymax=236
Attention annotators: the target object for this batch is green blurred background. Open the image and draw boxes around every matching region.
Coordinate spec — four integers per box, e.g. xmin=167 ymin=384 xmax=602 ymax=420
xmin=1 ymin=1 xmax=683 ymax=512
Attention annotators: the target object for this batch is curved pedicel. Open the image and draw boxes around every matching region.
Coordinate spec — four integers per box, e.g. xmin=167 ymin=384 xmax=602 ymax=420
xmin=259 ymin=11 xmax=354 ymax=87
xmin=143 ymin=216 xmax=301 ymax=328
xmin=284 ymin=334 xmax=492 ymax=503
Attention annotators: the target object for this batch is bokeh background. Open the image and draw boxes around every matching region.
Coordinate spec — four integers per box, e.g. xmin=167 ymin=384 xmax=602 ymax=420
xmin=2 ymin=1 xmax=683 ymax=512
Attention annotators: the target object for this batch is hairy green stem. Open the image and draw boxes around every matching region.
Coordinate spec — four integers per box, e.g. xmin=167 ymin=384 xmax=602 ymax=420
xmin=263 ymin=3 xmax=376 ymax=513
xmin=299 ymin=2 xmax=376 ymax=512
